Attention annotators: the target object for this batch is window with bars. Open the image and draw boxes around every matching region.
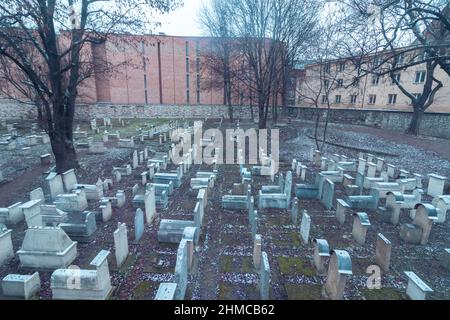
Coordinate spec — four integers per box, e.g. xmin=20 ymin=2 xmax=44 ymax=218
xmin=350 ymin=95 xmax=357 ymax=104
xmin=368 ymin=94 xmax=376 ymax=104
xmin=337 ymin=79 xmax=343 ymax=88
xmin=372 ymin=75 xmax=380 ymax=86
xmin=415 ymin=71 xmax=426 ymax=84
xmin=335 ymin=95 xmax=342 ymax=103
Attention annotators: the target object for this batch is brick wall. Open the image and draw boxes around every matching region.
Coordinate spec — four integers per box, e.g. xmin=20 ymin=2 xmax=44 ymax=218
xmin=1 ymin=101 xmax=450 ymax=139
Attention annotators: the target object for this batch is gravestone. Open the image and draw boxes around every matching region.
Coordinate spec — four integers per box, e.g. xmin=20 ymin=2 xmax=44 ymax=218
xmin=291 ymin=197 xmax=299 ymax=225
xmin=134 ymin=209 xmax=144 ymax=242
xmin=132 ymin=150 xmax=138 ymax=169
xmin=300 ymin=210 xmax=311 ymax=244
xmin=375 ymin=233 xmax=391 ymax=272
xmin=253 ymin=234 xmax=262 ymax=269
xmin=144 ymin=187 xmax=157 ymax=225
xmin=51 ymin=250 xmax=113 ymax=300
xmin=260 ymin=251 xmax=270 ymax=300
xmin=427 ymin=174 xmax=447 ymax=197
xmin=324 ymin=250 xmax=352 ymax=300
xmin=404 ymin=271 xmax=433 ymax=300
xmin=30 ymin=188 xmax=45 ymax=204
xmin=320 ymin=178 xmax=335 ymax=210
xmin=336 ymin=199 xmax=350 ymax=225
xmin=174 ymin=239 xmax=188 ymax=300
xmin=62 ymin=169 xmax=78 ymax=192
xmin=367 ymin=162 xmax=376 ymax=177
xmin=114 ymin=223 xmax=129 ymax=268
xmin=17 ymin=227 xmax=77 ymax=269
xmin=1 ymin=272 xmax=40 ymax=299
xmin=313 ymin=238 xmax=330 ymax=274
xmin=46 ymin=173 xmax=65 ymax=200
xmin=352 ymin=212 xmax=371 ymax=245
xmin=19 ymin=200 xmax=43 ymax=228
xmin=357 ymin=158 xmax=366 ymax=175
xmin=0 ymin=227 xmax=14 ymax=266
xmin=155 ymin=283 xmax=177 ymax=300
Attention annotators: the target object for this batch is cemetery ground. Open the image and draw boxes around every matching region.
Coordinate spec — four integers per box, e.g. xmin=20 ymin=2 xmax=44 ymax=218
xmin=0 ymin=117 xmax=449 ymax=300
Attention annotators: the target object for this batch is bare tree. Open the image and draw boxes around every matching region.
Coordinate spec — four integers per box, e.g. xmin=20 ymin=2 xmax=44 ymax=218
xmin=0 ymin=0 xmax=180 ymax=173
xmin=199 ymin=0 xmax=319 ymax=129
xmin=339 ymin=0 xmax=450 ymax=135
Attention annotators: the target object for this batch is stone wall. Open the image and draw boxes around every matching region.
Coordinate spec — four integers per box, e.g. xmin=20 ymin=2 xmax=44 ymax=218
xmin=1 ymin=101 xmax=449 ymax=139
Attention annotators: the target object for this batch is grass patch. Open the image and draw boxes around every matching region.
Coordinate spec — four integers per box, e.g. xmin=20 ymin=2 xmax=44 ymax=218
xmin=272 ymin=231 xmax=301 ymax=247
xmin=220 ymin=255 xmax=234 ymax=273
xmin=218 ymin=283 xmax=233 ymax=300
xmin=285 ymin=283 xmax=323 ymax=300
xmin=133 ymin=281 xmax=152 ymax=300
xmin=362 ymin=287 xmax=405 ymax=300
xmin=278 ymin=256 xmax=315 ymax=276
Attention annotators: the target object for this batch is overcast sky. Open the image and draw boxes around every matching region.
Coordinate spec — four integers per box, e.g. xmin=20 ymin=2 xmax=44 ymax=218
xmin=154 ymin=0 xmax=206 ymax=37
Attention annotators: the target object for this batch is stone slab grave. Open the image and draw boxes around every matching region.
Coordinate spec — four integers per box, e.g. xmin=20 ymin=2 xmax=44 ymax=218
xmin=404 ymin=271 xmax=433 ymax=300
xmin=148 ymin=182 xmax=174 ymax=196
xmin=260 ymin=251 xmax=270 ymax=300
xmin=427 ymin=174 xmax=447 ymax=197
xmin=158 ymin=220 xmax=196 ymax=244
xmin=370 ymin=182 xmax=403 ymax=199
xmin=134 ymin=208 xmax=144 ymax=243
xmin=174 ymin=239 xmax=189 ymax=300
xmin=384 ymin=189 xmax=423 ymax=225
xmin=154 ymin=172 xmax=181 ymax=189
xmin=1 ymin=272 xmax=41 ymax=300
xmin=313 ymin=238 xmax=330 ymax=274
xmin=17 ymin=227 xmax=77 ymax=269
xmin=432 ymin=195 xmax=450 ymax=223
xmin=0 ymin=226 xmax=14 ymax=267
xmin=295 ymin=184 xmax=319 ymax=199
xmin=400 ymin=203 xmax=438 ymax=245
xmin=345 ymin=195 xmax=378 ymax=210
xmin=54 ymin=190 xmax=88 ymax=212
xmin=114 ymin=223 xmax=129 ymax=268
xmin=155 ymin=283 xmax=177 ymax=300
xmin=258 ymin=171 xmax=292 ymax=209
xmin=59 ymin=211 xmax=97 ymax=243
xmin=19 ymin=200 xmax=43 ymax=228
xmin=113 ymin=165 xmax=132 ymax=177
xmin=299 ymin=210 xmax=311 ymax=244
xmin=324 ymin=250 xmax=352 ymax=300
xmin=51 ymin=250 xmax=113 ymax=300
xmin=103 ymin=190 xmax=126 ymax=208
xmin=375 ymin=233 xmax=391 ymax=272
xmin=40 ymin=205 xmax=68 ymax=227
xmin=73 ymin=179 xmax=104 ymax=201
xmin=261 ymin=173 xmax=284 ymax=194
xmin=222 ymin=194 xmax=250 ymax=210
xmin=182 ymin=227 xmax=196 ymax=271
xmin=118 ymin=138 xmax=135 ymax=149
xmin=0 ymin=202 xmax=24 ymax=225
xmin=352 ymin=212 xmax=371 ymax=245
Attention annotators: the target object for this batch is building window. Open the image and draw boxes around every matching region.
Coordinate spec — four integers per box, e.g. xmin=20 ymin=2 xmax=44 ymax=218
xmin=339 ymin=62 xmax=345 ymax=72
xmin=350 ymin=95 xmax=357 ymax=104
xmin=186 ymin=90 xmax=190 ymax=104
xmin=185 ymin=41 xmax=189 ymax=56
xmin=372 ymin=75 xmax=380 ymax=86
xmin=387 ymin=94 xmax=397 ymax=105
xmin=321 ymin=95 xmax=328 ymax=104
xmin=352 ymin=78 xmax=360 ymax=87
xmin=186 ymin=58 xmax=190 ymax=73
xmin=373 ymin=56 xmax=381 ymax=68
xmin=368 ymin=94 xmax=376 ymax=104
xmin=415 ymin=71 xmax=426 ymax=84
xmin=323 ymin=80 xmax=329 ymax=89
xmin=335 ymin=95 xmax=341 ymax=103
xmin=324 ymin=63 xmax=331 ymax=74
xmin=143 ymin=74 xmax=148 ymax=104
xmin=186 ymin=74 xmax=190 ymax=88
xmin=196 ymin=57 xmax=200 ymax=73
xmin=197 ymin=90 xmax=201 ymax=104
xmin=395 ymin=53 xmax=404 ymax=66
xmin=337 ymin=79 xmax=343 ymax=88
xmin=391 ymin=73 xmax=401 ymax=84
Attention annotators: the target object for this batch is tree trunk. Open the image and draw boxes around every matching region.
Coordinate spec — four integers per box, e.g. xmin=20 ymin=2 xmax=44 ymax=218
xmin=407 ymin=107 xmax=423 ymax=135
xmin=51 ymin=132 xmax=78 ymax=173
xmin=258 ymin=104 xmax=266 ymax=129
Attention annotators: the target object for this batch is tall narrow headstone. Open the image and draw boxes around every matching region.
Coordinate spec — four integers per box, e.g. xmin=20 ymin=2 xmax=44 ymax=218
xmin=260 ymin=251 xmax=270 ymax=300
xmin=113 ymin=222 xmax=129 ymax=268
xmin=134 ymin=209 xmax=144 ymax=242
xmin=253 ymin=234 xmax=262 ymax=269
xmin=300 ymin=210 xmax=311 ymax=244
xmin=144 ymin=187 xmax=157 ymax=225
xmin=375 ymin=233 xmax=391 ymax=272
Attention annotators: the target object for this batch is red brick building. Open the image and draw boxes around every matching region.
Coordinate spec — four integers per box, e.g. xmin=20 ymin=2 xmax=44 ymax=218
xmin=80 ymin=34 xmax=228 ymax=106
